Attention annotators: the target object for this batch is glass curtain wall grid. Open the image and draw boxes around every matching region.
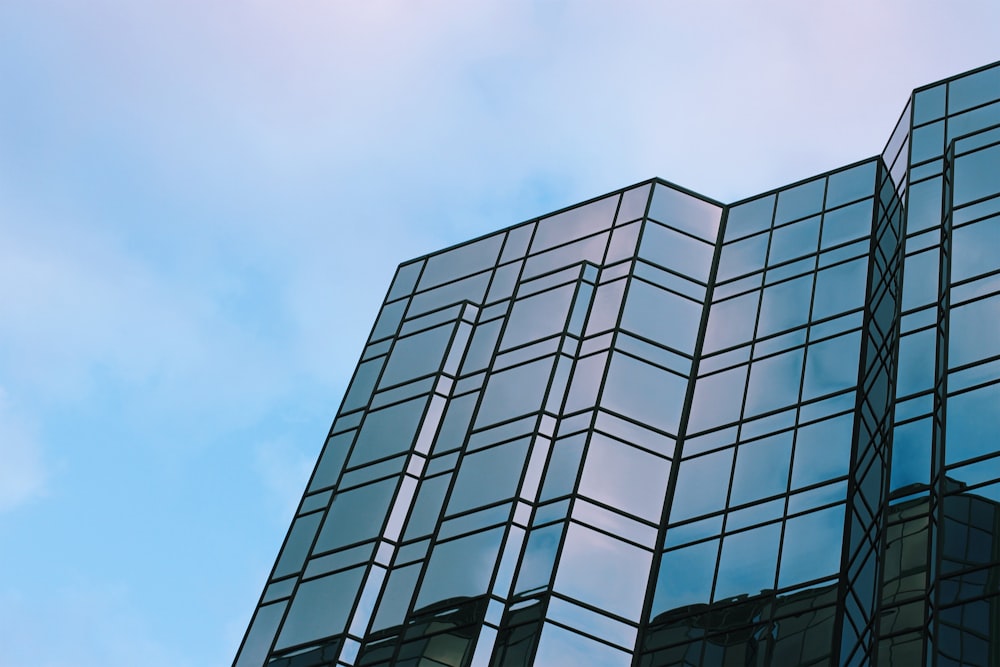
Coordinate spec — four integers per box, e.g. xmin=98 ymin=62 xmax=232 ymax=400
xmin=234 ymin=61 xmax=1000 ymax=667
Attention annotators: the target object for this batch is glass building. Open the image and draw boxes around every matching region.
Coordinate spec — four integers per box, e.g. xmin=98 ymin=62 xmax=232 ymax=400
xmin=234 ymin=61 xmax=1000 ymax=667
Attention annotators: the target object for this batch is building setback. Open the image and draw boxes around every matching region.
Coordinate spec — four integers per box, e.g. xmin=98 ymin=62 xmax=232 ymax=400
xmin=234 ymin=61 xmax=1000 ymax=667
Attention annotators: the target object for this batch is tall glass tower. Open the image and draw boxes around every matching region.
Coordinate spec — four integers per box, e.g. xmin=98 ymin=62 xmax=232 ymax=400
xmin=234 ymin=61 xmax=1000 ymax=667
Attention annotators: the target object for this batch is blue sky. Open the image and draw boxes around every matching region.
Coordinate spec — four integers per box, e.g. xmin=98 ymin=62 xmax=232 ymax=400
xmin=1 ymin=2 xmax=998 ymax=665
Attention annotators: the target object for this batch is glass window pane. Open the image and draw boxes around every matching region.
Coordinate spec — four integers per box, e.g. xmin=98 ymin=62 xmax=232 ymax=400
xmin=416 ymin=528 xmax=504 ymax=607
xmin=791 ymin=414 xmax=853 ymax=488
xmin=501 ymin=285 xmax=575 ymax=349
xmin=275 ymin=566 xmax=365 ymax=649
xmin=949 ymin=294 xmax=1000 ymax=368
xmin=531 ymin=195 xmax=619 ymax=252
xmin=954 ymin=144 xmax=1000 ymax=206
xmin=648 ymin=184 xmax=722 ymax=242
xmin=533 ymin=623 xmax=631 ymax=667
xmin=826 ymin=161 xmax=877 ymax=208
xmin=651 ymin=539 xmax=717 ymax=616
xmin=687 ymin=364 xmax=748 ymax=433
xmin=476 ymin=357 xmax=554 ymax=427
xmin=670 ymin=449 xmax=734 ymax=521
xmin=949 ymin=64 xmax=1000 ymax=114
xmin=730 ymin=432 xmax=792 ymax=505
xmin=775 ymin=178 xmax=825 ymax=225
xmin=946 ymin=383 xmax=1000 ymax=466
xmin=274 ymin=512 xmax=323 ymax=577
xmin=447 ymin=439 xmax=530 ymax=513
xmin=905 ymin=177 xmax=942 ymax=234
xmin=891 ymin=418 xmax=931 ymax=491
xmin=380 ymin=324 xmax=453 ymax=387
xmin=388 ymin=261 xmax=423 ymax=300
xmin=718 ymin=231 xmax=768 ymax=281
xmin=350 ymin=397 xmax=427 ymax=466
xmin=778 ymin=505 xmax=846 ymax=587
xmin=714 ymin=522 xmax=781 ymax=600
xmin=726 ymin=195 xmax=774 ymax=240
xmin=621 ymin=280 xmax=702 ymax=353
xmin=705 ymin=291 xmax=760 ymax=352
xmin=372 ymin=300 xmax=406 ymax=340
xmin=639 ymin=220 xmax=716 ymax=280
xmin=758 ymin=275 xmax=813 ymax=336
xmin=371 ymin=563 xmax=421 ymax=632
xmin=404 ymin=474 xmax=449 ymax=540
xmin=745 ymin=348 xmax=804 ymax=417
xmin=554 ymin=523 xmax=652 ymax=620
xmin=419 ymin=235 xmax=503 ymax=290
xmin=953 ymin=217 xmax=1000 ymax=282
xmin=315 ymin=477 xmax=398 ymax=551
xmin=601 ymin=353 xmax=687 ymax=434
xmin=578 ymin=434 xmax=671 ymax=522
xmin=802 ymin=332 xmax=862 ymax=400
xmin=821 ymin=199 xmax=874 ymax=250
xmin=770 ymin=216 xmax=820 ymax=264
xmin=813 ymin=258 xmax=868 ymax=320
xmin=896 ymin=329 xmax=936 ymax=397
xmin=514 ymin=522 xmax=563 ymax=595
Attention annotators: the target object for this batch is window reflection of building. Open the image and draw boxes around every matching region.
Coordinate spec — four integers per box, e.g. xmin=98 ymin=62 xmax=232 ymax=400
xmin=234 ymin=61 xmax=1000 ymax=667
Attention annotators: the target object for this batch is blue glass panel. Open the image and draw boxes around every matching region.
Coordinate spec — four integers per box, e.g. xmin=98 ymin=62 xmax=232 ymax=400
xmin=315 ymin=477 xmax=397 ymax=551
xmin=416 ymin=528 xmax=504 ymax=607
xmin=601 ymin=353 xmax=687 ymax=435
xmin=714 ymin=522 xmax=781 ymax=600
xmin=946 ymin=382 xmax=1000 ymax=466
xmin=578 ymin=434 xmax=671 ymax=522
xmin=791 ymin=414 xmax=854 ymax=488
xmin=648 ymin=184 xmax=722 ymax=242
xmin=952 ymin=217 xmax=1000 ymax=282
xmin=275 ymin=566 xmax=365 ymax=649
xmin=447 ymin=439 xmax=530 ymax=513
xmin=639 ymin=221 xmax=715 ymax=280
xmin=775 ymin=177 xmax=825 ymax=225
xmin=826 ymin=161 xmax=877 ymax=209
xmin=897 ymin=329 xmax=937 ymax=397
xmin=948 ymin=64 xmax=1000 ymax=114
xmin=651 ymin=539 xmax=718 ymax=615
xmin=725 ymin=194 xmax=775 ymax=241
xmin=802 ymin=332 xmax=862 ymax=400
xmin=350 ymin=397 xmax=427 ymax=466
xmin=758 ymin=275 xmax=813 ymax=336
xmin=621 ymin=280 xmax=702 ymax=353
xmin=949 ymin=294 xmax=1000 ymax=368
xmin=744 ymin=348 xmax=804 ymax=416
xmin=670 ymin=449 xmax=733 ymax=521
xmin=778 ymin=505 xmax=846 ymax=587
xmin=813 ymin=259 xmax=868 ymax=320
xmin=554 ymin=523 xmax=652 ymax=619
xmin=729 ymin=432 xmax=792 ymax=505
xmin=533 ymin=623 xmax=631 ymax=667
xmin=954 ymin=144 xmax=1000 ymax=206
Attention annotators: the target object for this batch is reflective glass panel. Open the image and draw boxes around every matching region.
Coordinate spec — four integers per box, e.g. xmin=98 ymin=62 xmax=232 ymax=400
xmin=501 ymin=285 xmax=575 ymax=349
xmin=639 ymin=221 xmax=715 ymax=280
xmin=704 ymin=291 xmax=760 ymax=352
xmin=687 ymin=365 xmax=747 ymax=432
xmin=601 ymin=353 xmax=687 ymax=434
xmin=419 ymin=235 xmax=503 ymax=290
xmin=820 ymin=199 xmax=874 ymax=250
xmin=714 ymin=522 xmax=781 ymax=600
xmin=275 ymin=566 xmax=365 ymax=649
xmin=315 ymin=477 xmax=397 ymax=552
xmin=651 ymin=539 xmax=717 ymax=615
xmin=532 ymin=622 xmax=631 ymax=667
xmin=802 ymin=332 xmax=862 ymax=400
xmin=578 ymin=434 xmax=671 ymax=522
xmin=620 ymin=280 xmax=702 ymax=353
xmin=416 ymin=528 xmax=504 ymax=607
xmin=812 ymin=258 xmax=868 ymax=320
xmin=946 ymin=383 xmax=1000 ymax=466
xmin=770 ymin=216 xmax=820 ymax=264
xmin=670 ymin=449 xmax=733 ymax=521
xmin=952 ymin=217 xmax=1000 ymax=283
xmin=778 ymin=504 xmax=846 ymax=587
xmin=531 ymin=195 xmax=619 ymax=253
xmin=380 ymin=324 xmax=453 ymax=387
xmin=826 ymin=161 xmax=877 ymax=208
xmin=554 ymin=523 xmax=652 ymax=620
xmin=447 ymin=438 xmax=530 ymax=513
xmin=476 ymin=358 xmax=554 ymax=427
xmin=717 ymin=231 xmax=768 ymax=281
xmin=744 ymin=348 xmax=804 ymax=417
xmin=774 ymin=177 xmax=825 ymax=225
xmin=350 ymin=397 xmax=427 ymax=466
xmin=648 ymin=184 xmax=722 ymax=242
xmin=758 ymin=276 xmax=813 ymax=336
xmin=729 ymin=432 xmax=792 ymax=505
xmin=791 ymin=414 xmax=854 ymax=488
xmin=949 ymin=294 xmax=1000 ymax=368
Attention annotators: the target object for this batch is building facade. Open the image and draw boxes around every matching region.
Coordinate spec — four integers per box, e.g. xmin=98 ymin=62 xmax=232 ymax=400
xmin=234 ymin=62 xmax=1000 ymax=667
